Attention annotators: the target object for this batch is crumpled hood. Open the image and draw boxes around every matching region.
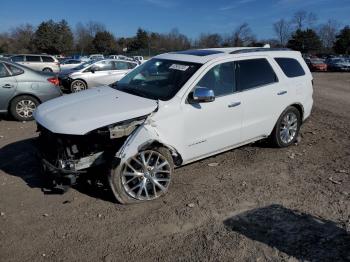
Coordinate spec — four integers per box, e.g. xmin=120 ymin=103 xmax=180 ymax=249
xmin=34 ymin=86 xmax=157 ymax=135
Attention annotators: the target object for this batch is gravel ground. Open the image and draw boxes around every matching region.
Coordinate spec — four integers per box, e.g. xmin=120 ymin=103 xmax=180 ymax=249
xmin=0 ymin=73 xmax=349 ymax=262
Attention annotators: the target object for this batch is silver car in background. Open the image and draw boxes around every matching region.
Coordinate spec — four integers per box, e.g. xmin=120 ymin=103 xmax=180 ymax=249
xmin=10 ymin=54 xmax=60 ymax=73
xmin=58 ymin=59 xmax=138 ymax=92
xmin=59 ymin=59 xmax=83 ymax=70
xmin=0 ymin=59 xmax=62 ymax=121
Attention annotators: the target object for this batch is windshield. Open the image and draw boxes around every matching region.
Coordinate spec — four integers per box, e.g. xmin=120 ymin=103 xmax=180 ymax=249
xmin=73 ymin=60 xmax=96 ymax=70
xmin=112 ymin=59 xmax=201 ymax=101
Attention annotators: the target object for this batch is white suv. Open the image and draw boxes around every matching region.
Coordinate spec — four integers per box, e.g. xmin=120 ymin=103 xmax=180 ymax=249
xmin=34 ymin=48 xmax=313 ymax=204
xmin=11 ymin=54 xmax=60 ymax=72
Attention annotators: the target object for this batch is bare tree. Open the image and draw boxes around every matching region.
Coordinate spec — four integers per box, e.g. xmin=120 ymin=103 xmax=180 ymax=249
xmin=195 ymin=33 xmax=222 ymax=48
xmin=273 ymin=19 xmax=291 ymax=47
xmin=226 ymin=23 xmax=255 ymax=47
xmin=318 ymin=19 xmax=340 ymax=50
xmin=293 ymin=10 xmax=318 ymax=30
xmin=75 ymin=21 xmax=106 ymax=54
xmin=10 ymin=24 xmax=35 ymax=53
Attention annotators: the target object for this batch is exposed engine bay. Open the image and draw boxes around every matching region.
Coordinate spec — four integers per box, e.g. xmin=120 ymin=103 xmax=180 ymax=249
xmin=37 ymin=116 xmax=147 ymax=190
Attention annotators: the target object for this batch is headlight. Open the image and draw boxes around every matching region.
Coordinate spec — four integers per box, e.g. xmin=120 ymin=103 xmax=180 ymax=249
xmin=91 ymin=115 xmax=148 ymax=139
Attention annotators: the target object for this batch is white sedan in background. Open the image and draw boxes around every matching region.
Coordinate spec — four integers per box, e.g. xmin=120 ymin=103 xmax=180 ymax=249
xmin=58 ymin=59 xmax=139 ymax=92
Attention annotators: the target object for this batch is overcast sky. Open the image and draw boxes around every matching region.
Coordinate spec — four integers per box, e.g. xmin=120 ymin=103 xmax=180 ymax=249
xmin=1 ymin=0 xmax=349 ymax=39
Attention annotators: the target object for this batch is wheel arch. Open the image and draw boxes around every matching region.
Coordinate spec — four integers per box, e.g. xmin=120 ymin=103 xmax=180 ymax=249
xmin=138 ymin=140 xmax=183 ymax=166
xmin=289 ymin=103 xmax=304 ymax=122
xmin=8 ymin=93 xmax=42 ymax=111
xmin=116 ymin=125 xmax=184 ymax=168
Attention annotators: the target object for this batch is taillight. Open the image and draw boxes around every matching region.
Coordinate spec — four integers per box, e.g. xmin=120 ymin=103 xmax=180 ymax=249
xmin=48 ymin=77 xmax=59 ymax=86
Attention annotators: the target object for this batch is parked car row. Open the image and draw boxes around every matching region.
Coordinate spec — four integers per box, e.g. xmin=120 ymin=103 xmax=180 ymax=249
xmin=1 ymin=54 xmax=145 ymax=74
xmin=304 ymin=56 xmax=350 ymax=72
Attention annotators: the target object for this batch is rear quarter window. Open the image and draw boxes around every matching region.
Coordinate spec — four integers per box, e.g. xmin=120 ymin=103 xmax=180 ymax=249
xmin=5 ymin=64 xmax=24 ymax=76
xmin=41 ymin=56 xmax=54 ymax=62
xmin=275 ymin=58 xmax=305 ymax=78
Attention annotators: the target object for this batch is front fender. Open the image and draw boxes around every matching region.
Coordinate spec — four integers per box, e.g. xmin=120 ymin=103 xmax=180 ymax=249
xmin=115 ymin=123 xmax=182 ymax=166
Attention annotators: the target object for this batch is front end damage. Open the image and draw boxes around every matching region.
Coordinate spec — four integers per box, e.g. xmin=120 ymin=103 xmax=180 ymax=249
xmin=36 ymin=116 xmax=147 ymax=191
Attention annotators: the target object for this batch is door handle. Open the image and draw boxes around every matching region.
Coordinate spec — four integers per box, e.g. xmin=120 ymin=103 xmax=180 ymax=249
xmin=277 ymin=90 xmax=287 ymax=95
xmin=2 ymin=84 xmax=13 ymax=88
xmin=228 ymin=102 xmax=241 ymax=108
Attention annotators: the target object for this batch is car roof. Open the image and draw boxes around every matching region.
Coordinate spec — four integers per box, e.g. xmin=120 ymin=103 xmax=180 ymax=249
xmin=156 ymin=47 xmax=301 ymax=64
xmin=11 ymin=54 xmax=54 ymax=57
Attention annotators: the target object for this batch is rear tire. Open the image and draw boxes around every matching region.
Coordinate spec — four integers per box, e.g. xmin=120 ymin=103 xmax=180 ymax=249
xmin=109 ymin=147 xmax=174 ymax=204
xmin=270 ymin=106 xmax=301 ymax=148
xmin=10 ymin=95 xmax=39 ymax=121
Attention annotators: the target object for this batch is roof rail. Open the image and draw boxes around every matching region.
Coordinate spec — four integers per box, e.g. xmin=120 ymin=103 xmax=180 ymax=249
xmin=230 ymin=48 xmax=291 ymax=54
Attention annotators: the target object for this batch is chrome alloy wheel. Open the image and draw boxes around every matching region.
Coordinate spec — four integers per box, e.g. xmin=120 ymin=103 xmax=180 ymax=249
xmin=15 ymin=100 xmax=36 ymax=119
xmin=121 ymin=150 xmax=171 ymax=201
xmin=71 ymin=80 xmax=86 ymax=92
xmin=279 ymin=112 xmax=298 ymax=144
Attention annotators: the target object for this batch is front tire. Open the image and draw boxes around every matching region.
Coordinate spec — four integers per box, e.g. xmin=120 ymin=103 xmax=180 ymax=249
xmin=10 ymin=95 xmax=39 ymax=121
xmin=42 ymin=68 xmax=53 ymax=72
xmin=270 ymin=106 xmax=301 ymax=148
xmin=70 ymin=80 xmax=87 ymax=93
xmin=109 ymin=147 xmax=174 ymax=204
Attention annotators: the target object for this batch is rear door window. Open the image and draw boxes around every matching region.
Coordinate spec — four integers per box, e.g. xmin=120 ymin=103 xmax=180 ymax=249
xmin=26 ymin=56 xmax=41 ymax=62
xmin=274 ymin=58 xmax=305 ymax=78
xmin=235 ymin=58 xmax=278 ymax=91
xmin=41 ymin=56 xmax=54 ymax=62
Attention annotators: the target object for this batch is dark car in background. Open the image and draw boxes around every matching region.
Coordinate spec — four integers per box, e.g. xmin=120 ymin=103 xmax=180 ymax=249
xmin=326 ymin=58 xmax=350 ymax=72
xmin=0 ymin=59 xmax=62 ymax=121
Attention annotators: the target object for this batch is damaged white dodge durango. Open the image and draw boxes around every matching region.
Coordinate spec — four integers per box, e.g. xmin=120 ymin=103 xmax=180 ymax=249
xmin=34 ymin=48 xmax=313 ymax=204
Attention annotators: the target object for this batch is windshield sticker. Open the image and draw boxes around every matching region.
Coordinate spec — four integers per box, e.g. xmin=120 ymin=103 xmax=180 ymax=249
xmin=169 ymin=64 xmax=189 ymax=71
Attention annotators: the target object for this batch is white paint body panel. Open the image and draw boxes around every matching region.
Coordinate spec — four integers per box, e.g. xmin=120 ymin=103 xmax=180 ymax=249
xmin=35 ymin=48 xmax=313 ymax=166
xmin=34 ymin=86 xmax=157 ymax=135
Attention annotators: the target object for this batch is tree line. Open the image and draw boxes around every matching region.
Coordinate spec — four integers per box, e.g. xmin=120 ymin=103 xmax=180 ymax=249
xmin=0 ymin=10 xmax=349 ymax=56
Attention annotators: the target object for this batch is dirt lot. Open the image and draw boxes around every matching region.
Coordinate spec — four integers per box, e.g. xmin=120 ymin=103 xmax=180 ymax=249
xmin=0 ymin=73 xmax=349 ymax=262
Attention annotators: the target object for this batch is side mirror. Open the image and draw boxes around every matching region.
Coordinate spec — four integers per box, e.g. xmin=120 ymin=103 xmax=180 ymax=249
xmin=190 ymin=87 xmax=215 ymax=103
xmin=90 ymin=67 xmax=96 ymax=73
